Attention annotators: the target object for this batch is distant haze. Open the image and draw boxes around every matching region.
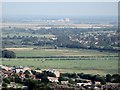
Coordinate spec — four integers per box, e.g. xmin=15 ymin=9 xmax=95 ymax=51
xmin=2 ymin=2 xmax=118 ymax=17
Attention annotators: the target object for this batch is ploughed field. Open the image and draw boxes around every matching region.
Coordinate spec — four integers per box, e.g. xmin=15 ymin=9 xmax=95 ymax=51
xmin=1 ymin=48 xmax=119 ymax=75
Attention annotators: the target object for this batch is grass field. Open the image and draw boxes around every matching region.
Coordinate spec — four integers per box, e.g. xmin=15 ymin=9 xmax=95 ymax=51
xmin=2 ymin=48 xmax=119 ymax=75
xmin=3 ymin=32 xmax=55 ymax=38
xmin=1 ymin=58 xmax=118 ymax=75
xmin=5 ymin=48 xmax=118 ymax=57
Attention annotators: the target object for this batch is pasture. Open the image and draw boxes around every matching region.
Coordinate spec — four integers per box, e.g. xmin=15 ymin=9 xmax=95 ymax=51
xmin=5 ymin=48 xmax=118 ymax=57
xmin=1 ymin=58 xmax=118 ymax=75
xmin=2 ymin=48 xmax=118 ymax=75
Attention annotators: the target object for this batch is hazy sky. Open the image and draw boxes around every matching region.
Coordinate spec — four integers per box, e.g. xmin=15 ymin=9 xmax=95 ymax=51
xmin=2 ymin=2 xmax=118 ymax=17
xmin=1 ymin=0 xmax=120 ymax=2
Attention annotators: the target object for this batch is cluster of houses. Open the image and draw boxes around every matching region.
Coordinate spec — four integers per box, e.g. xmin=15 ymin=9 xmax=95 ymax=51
xmin=70 ymin=30 xmax=118 ymax=48
xmin=0 ymin=65 xmax=61 ymax=89
xmin=0 ymin=65 xmax=119 ymax=90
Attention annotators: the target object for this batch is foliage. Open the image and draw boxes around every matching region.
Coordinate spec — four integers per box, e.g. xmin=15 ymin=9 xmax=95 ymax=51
xmin=2 ymin=50 xmax=16 ymax=58
xmin=2 ymin=27 xmax=119 ymax=52
xmin=42 ymin=71 xmax=56 ymax=77
xmin=14 ymin=77 xmax=22 ymax=83
xmin=3 ymin=78 xmax=10 ymax=84
xmin=106 ymin=74 xmax=112 ymax=82
xmin=23 ymin=79 xmax=52 ymax=90
xmin=111 ymin=74 xmax=120 ymax=83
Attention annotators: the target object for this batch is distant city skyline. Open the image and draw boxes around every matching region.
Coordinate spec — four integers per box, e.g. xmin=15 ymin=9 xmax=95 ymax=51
xmin=2 ymin=2 xmax=118 ymax=18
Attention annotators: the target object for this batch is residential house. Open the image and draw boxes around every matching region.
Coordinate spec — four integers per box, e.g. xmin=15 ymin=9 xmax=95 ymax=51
xmin=48 ymin=77 xmax=59 ymax=83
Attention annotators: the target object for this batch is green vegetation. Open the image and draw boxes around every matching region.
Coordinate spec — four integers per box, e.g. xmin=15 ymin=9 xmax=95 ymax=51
xmin=2 ymin=48 xmax=118 ymax=75
xmin=2 ymin=27 xmax=119 ymax=52
xmin=1 ymin=50 xmax=16 ymax=58
xmin=2 ymin=58 xmax=118 ymax=75
xmin=7 ymin=48 xmax=117 ymax=58
xmin=3 ymin=32 xmax=55 ymax=38
xmin=2 ymin=27 xmax=119 ymax=76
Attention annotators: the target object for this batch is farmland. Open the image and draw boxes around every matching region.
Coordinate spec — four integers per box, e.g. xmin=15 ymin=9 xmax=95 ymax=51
xmin=2 ymin=58 xmax=118 ymax=75
xmin=2 ymin=48 xmax=119 ymax=75
xmin=5 ymin=48 xmax=118 ymax=57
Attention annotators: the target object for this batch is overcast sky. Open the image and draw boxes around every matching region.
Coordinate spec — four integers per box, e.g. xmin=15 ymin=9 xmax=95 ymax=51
xmin=2 ymin=2 xmax=118 ymax=17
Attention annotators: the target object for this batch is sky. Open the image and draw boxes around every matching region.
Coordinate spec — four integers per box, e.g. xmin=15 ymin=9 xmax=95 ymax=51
xmin=1 ymin=0 xmax=120 ymax=2
xmin=2 ymin=2 xmax=118 ymax=17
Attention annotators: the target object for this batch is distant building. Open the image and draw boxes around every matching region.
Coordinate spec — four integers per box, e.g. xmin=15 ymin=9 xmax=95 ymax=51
xmin=64 ymin=18 xmax=70 ymax=22
xmin=46 ymin=69 xmax=60 ymax=77
xmin=95 ymin=81 xmax=101 ymax=85
xmin=61 ymin=81 xmax=69 ymax=84
xmin=48 ymin=77 xmax=59 ymax=83
xmin=35 ymin=70 xmax=42 ymax=73
xmin=0 ymin=65 xmax=9 ymax=71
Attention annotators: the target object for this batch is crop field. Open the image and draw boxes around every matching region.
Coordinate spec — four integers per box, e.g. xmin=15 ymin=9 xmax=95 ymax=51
xmin=1 ymin=58 xmax=118 ymax=75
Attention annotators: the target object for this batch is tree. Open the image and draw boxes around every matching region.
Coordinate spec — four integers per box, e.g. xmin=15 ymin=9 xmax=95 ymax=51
xmin=2 ymin=50 xmax=16 ymax=58
xmin=106 ymin=74 xmax=112 ymax=82
xmin=24 ymin=79 xmax=37 ymax=90
xmin=111 ymin=74 xmax=120 ymax=83
xmin=3 ymin=78 xmax=10 ymax=84
xmin=41 ymin=77 xmax=49 ymax=83
xmin=25 ymin=74 xmax=30 ymax=78
xmin=15 ymin=77 xmax=22 ymax=83
xmin=100 ymin=77 xmax=106 ymax=85
xmin=43 ymin=71 xmax=56 ymax=77
xmin=2 ymin=82 xmax=7 ymax=87
xmin=58 ymin=76 xmax=68 ymax=82
xmin=68 ymin=78 xmax=75 ymax=84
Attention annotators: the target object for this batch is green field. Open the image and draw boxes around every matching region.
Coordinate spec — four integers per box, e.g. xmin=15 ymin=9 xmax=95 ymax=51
xmin=3 ymin=33 xmax=55 ymax=38
xmin=1 ymin=58 xmax=118 ymax=75
xmin=6 ymin=48 xmax=118 ymax=57
xmin=2 ymin=48 xmax=118 ymax=75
